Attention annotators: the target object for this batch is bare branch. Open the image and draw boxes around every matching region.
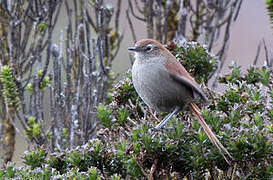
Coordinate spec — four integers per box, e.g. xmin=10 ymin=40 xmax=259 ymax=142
xmin=262 ymin=39 xmax=270 ymax=67
xmin=233 ymin=0 xmax=243 ymax=21
xmin=128 ymin=0 xmax=146 ymax=21
xmin=253 ymin=41 xmax=262 ymax=66
xmin=126 ymin=9 xmax=137 ymax=43
xmin=145 ymin=0 xmax=154 ymax=39
xmin=115 ymin=0 xmax=121 ymax=31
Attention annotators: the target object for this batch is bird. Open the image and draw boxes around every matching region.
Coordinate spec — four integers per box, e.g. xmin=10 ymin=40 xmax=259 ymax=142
xmin=128 ymin=39 xmax=233 ymax=165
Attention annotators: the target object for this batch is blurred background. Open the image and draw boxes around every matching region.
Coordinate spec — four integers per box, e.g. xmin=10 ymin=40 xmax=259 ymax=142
xmin=0 ymin=0 xmax=272 ymax=165
xmin=110 ymin=0 xmax=273 ymax=75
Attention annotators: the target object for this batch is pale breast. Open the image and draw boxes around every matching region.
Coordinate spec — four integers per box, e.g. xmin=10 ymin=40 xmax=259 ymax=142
xmin=132 ymin=62 xmax=194 ymax=112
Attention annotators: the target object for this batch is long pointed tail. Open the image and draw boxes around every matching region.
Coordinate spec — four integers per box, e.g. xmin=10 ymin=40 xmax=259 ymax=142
xmin=189 ymin=102 xmax=233 ymax=165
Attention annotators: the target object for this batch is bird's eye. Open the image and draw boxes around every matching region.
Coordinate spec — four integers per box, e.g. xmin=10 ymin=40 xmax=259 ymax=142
xmin=145 ymin=44 xmax=153 ymax=52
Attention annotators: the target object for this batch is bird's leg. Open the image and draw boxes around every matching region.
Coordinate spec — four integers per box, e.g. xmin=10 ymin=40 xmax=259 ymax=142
xmin=155 ymin=107 xmax=180 ymax=130
xmin=151 ymin=107 xmax=180 ymax=139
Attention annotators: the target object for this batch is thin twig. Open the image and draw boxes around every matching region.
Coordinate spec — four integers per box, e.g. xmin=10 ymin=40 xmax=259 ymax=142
xmin=126 ymin=9 xmax=137 ymax=43
xmin=233 ymin=0 xmax=243 ymax=21
xmin=128 ymin=0 xmax=146 ymax=21
xmin=115 ymin=0 xmax=121 ymax=31
xmin=262 ymin=39 xmax=270 ymax=67
xmin=253 ymin=40 xmax=262 ymax=66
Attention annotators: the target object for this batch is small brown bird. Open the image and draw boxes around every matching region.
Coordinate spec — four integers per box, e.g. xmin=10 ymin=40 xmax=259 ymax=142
xmin=128 ymin=39 xmax=233 ymax=165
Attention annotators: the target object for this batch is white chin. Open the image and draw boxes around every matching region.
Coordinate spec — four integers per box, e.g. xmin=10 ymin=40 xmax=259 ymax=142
xmin=134 ymin=53 xmax=139 ymax=59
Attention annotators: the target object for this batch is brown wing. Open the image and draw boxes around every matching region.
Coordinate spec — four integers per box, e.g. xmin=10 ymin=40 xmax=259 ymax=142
xmin=169 ymin=72 xmax=208 ymax=104
xmin=165 ymin=55 xmax=209 ymax=104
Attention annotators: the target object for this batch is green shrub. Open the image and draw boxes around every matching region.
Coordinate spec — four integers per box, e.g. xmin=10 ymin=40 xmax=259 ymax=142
xmin=0 ymin=65 xmax=20 ymax=110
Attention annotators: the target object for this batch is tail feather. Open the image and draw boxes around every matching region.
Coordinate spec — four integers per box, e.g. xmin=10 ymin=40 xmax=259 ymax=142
xmin=189 ymin=102 xmax=233 ymax=165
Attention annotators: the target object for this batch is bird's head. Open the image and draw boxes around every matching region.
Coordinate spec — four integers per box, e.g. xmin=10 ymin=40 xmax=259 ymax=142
xmin=128 ymin=39 xmax=168 ymax=63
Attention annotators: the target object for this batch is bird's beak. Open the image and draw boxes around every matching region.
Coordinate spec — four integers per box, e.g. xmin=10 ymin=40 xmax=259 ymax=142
xmin=128 ymin=46 xmax=139 ymax=52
